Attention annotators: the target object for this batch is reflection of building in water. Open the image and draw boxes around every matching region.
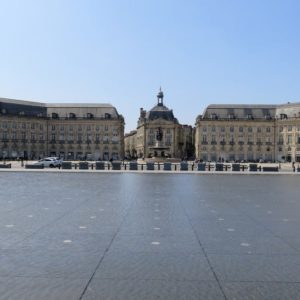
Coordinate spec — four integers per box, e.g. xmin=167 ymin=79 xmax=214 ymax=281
xmin=0 ymin=98 xmax=124 ymax=160
xmin=195 ymin=103 xmax=300 ymax=162
xmin=124 ymin=89 xmax=194 ymax=159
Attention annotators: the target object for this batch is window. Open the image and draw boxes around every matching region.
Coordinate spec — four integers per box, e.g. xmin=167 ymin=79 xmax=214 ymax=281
xmin=202 ymin=127 xmax=207 ymax=132
xmin=202 ymin=135 xmax=207 ymax=142
xmin=31 ymin=123 xmax=35 ymax=130
xmin=52 ymin=125 xmax=56 ymax=130
xmin=212 ymin=126 xmax=216 ymax=132
xmin=257 ymin=127 xmax=261 ymax=133
xmin=12 ymin=122 xmax=17 ymax=129
xmin=12 ymin=132 xmax=17 ymax=140
xmin=230 ymin=127 xmax=234 ymax=133
xmin=266 ymin=127 xmax=271 ymax=133
xmin=248 ymin=127 xmax=252 ymax=133
xmin=288 ymin=135 xmax=292 ymax=144
xmin=105 ymin=125 xmax=109 ymax=131
xmin=22 ymin=132 xmax=26 ymax=140
xmin=68 ymin=133 xmax=74 ymax=141
xmin=60 ymin=125 xmax=64 ymax=131
xmin=239 ymin=127 xmax=243 ymax=133
xmin=288 ymin=125 xmax=293 ymax=132
xmin=167 ymin=128 xmax=171 ymax=134
xmin=2 ymin=122 xmax=7 ymax=129
xmin=87 ymin=125 xmax=91 ymax=131
xmin=221 ymin=127 xmax=225 ymax=132
xmin=22 ymin=123 xmax=26 ymax=129
xmin=31 ymin=133 xmax=36 ymax=140
xmin=166 ymin=136 xmax=172 ymax=145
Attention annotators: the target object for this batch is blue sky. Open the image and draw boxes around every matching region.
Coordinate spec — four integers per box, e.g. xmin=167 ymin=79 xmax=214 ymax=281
xmin=0 ymin=0 xmax=299 ymax=131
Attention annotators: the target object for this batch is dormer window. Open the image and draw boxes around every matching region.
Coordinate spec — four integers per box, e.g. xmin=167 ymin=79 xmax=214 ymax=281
xmin=69 ymin=113 xmax=76 ymax=119
xmin=87 ymin=113 xmax=94 ymax=119
xmin=52 ymin=113 xmax=59 ymax=119
xmin=228 ymin=114 xmax=235 ymax=119
xmin=19 ymin=111 xmax=25 ymax=116
xmin=246 ymin=114 xmax=253 ymax=120
xmin=265 ymin=114 xmax=271 ymax=120
xmin=210 ymin=113 xmax=218 ymax=120
xmin=105 ymin=113 xmax=111 ymax=119
xmin=280 ymin=114 xmax=288 ymax=120
xmin=1 ymin=108 xmax=7 ymax=114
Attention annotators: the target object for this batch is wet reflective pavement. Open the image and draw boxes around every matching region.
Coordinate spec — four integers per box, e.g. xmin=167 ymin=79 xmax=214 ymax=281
xmin=1 ymin=173 xmax=300 ymax=299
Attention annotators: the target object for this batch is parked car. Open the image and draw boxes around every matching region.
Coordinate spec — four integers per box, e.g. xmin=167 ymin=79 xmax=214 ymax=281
xmin=34 ymin=157 xmax=62 ymax=168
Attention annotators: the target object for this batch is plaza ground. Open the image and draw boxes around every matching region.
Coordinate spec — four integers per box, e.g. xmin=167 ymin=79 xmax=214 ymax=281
xmin=0 ymin=173 xmax=300 ymax=299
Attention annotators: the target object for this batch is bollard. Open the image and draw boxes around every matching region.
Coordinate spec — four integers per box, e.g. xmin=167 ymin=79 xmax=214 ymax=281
xmin=108 ymin=163 xmax=110 ymax=170
xmin=192 ymin=164 xmax=194 ymax=171
xmin=242 ymin=165 xmax=245 ymax=172
xmin=91 ymin=164 xmax=94 ymax=170
xmin=158 ymin=163 xmax=160 ymax=171
xmin=225 ymin=165 xmax=228 ymax=171
xmin=75 ymin=163 xmax=77 ymax=170
xmin=208 ymin=164 xmax=211 ymax=171
xmin=175 ymin=164 xmax=177 ymax=171
xmin=125 ymin=164 xmax=127 ymax=170
xmin=141 ymin=164 xmax=143 ymax=171
xmin=58 ymin=165 xmax=61 ymax=170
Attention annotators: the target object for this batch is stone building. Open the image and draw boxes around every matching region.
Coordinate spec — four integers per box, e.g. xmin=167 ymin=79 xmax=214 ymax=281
xmin=0 ymin=98 xmax=124 ymax=160
xmin=124 ymin=130 xmax=137 ymax=159
xmin=124 ymin=89 xmax=194 ymax=160
xmin=195 ymin=103 xmax=300 ymax=162
xmin=275 ymin=103 xmax=300 ymax=162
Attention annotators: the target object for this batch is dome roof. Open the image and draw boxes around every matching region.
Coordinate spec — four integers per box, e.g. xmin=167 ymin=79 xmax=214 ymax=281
xmin=145 ymin=104 xmax=175 ymax=121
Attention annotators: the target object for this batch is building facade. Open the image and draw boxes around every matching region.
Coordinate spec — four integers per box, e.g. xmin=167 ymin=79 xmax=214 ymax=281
xmin=124 ymin=89 xmax=194 ymax=160
xmin=0 ymin=98 xmax=124 ymax=160
xmin=124 ymin=130 xmax=137 ymax=159
xmin=195 ymin=103 xmax=300 ymax=162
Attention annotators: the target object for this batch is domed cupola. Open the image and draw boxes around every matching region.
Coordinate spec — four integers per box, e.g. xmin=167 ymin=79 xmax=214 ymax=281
xmin=157 ymin=87 xmax=164 ymax=106
xmin=145 ymin=88 xmax=177 ymax=122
